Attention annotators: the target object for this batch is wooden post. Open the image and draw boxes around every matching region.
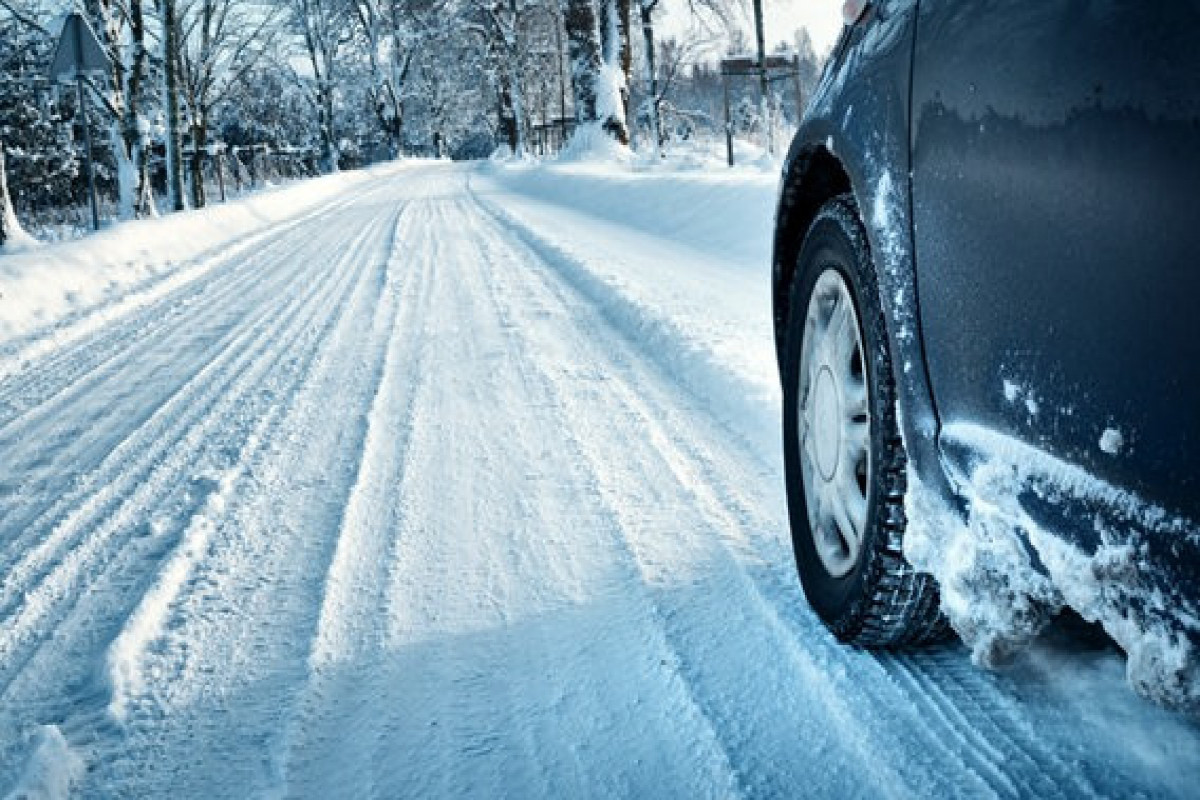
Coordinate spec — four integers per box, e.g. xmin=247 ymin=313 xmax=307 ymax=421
xmin=752 ymin=0 xmax=772 ymax=155
xmin=214 ymin=146 xmax=227 ymax=203
xmin=723 ymin=73 xmax=734 ymax=167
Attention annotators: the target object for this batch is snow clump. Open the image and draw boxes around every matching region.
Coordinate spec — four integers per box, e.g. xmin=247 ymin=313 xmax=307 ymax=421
xmin=4 ymin=726 xmax=85 ymax=800
xmin=1100 ymin=427 xmax=1124 ymax=455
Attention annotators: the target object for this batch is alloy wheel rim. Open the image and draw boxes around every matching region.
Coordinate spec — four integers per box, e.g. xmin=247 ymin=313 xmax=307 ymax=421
xmin=798 ymin=268 xmax=872 ymax=579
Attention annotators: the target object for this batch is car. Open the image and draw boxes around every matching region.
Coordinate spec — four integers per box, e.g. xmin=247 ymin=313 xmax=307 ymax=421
xmin=772 ymin=0 xmax=1199 ymax=710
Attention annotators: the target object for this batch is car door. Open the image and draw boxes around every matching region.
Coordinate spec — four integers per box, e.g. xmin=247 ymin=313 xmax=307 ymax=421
xmin=909 ymin=0 xmax=1200 ymax=520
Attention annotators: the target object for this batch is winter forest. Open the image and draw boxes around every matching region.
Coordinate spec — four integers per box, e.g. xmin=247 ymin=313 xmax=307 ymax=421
xmin=0 ymin=0 xmax=823 ymax=247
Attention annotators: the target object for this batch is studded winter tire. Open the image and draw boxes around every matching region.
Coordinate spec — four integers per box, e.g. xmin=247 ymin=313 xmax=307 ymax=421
xmin=782 ymin=194 xmax=948 ymax=646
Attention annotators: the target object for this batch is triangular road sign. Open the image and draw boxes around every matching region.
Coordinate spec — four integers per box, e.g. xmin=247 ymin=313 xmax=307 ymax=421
xmin=49 ymin=12 xmax=110 ymax=82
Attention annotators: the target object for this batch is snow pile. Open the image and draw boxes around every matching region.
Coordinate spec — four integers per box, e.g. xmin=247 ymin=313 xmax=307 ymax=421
xmin=905 ymin=422 xmax=1200 ymax=711
xmin=0 ymin=213 xmax=39 ymax=255
xmin=558 ymin=122 xmax=633 ymax=165
xmin=904 ymin=462 xmax=1065 ymax=666
xmin=0 ymin=163 xmax=404 ymax=349
xmin=3 ymin=726 xmax=84 ymax=800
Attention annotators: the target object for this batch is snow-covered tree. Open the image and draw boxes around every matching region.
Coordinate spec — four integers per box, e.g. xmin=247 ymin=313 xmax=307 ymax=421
xmin=177 ymin=0 xmax=281 ymax=207
xmin=597 ymin=0 xmax=630 ymax=143
xmin=0 ymin=1 xmax=72 ymax=240
xmin=163 ymin=0 xmax=187 ymax=209
xmin=560 ymin=0 xmax=601 ymax=125
xmin=291 ymin=0 xmax=355 ymax=173
xmin=348 ymin=0 xmax=425 ymax=158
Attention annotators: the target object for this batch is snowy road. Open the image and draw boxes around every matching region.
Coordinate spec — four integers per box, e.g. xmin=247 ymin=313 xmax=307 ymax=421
xmin=1 ymin=163 xmax=1197 ymax=797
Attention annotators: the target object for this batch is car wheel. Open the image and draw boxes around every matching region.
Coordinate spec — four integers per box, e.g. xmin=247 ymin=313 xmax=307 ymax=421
xmin=782 ymin=194 xmax=946 ymax=646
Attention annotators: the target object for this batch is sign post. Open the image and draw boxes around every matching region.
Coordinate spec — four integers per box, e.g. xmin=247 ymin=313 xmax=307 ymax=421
xmin=49 ymin=13 xmax=110 ymax=232
xmin=720 ymin=55 xmax=804 ymax=167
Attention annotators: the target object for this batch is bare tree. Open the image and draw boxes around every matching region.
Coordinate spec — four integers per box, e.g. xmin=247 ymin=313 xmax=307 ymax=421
xmin=292 ymin=0 xmax=355 ymax=172
xmin=178 ymin=0 xmax=280 ymax=207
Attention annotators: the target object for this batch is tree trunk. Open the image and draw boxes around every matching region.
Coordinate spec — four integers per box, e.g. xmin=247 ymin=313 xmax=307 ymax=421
xmin=504 ymin=0 xmax=527 ymax=156
xmin=595 ymin=0 xmax=629 ymax=144
xmin=497 ymin=72 xmax=519 ymax=153
xmin=561 ymin=0 xmax=603 ymax=125
xmin=163 ymin=0 xmax=186 ymax=210
xmin=638 ymin=0 xmax=663 ymax=151
xmin=190 ymin=118 xmax=207 ymax=209
xmin=319 ymin=82 xmax=338 ymax=172
xmin=0 ymin=142 xmax=14 ymax=247
xmin=126 ymin=0 xmax=156 ymax=217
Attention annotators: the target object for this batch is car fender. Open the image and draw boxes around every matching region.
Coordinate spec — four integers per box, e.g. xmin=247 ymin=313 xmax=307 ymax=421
xmin=773 ymin=0 xmax=950 ymax=500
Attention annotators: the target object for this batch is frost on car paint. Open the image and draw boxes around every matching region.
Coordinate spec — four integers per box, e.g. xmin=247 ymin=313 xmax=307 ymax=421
xmin=904 ymin=423 xmax=1200 ymax=712
xmin=1001 ymin=378 xmax=1040 ymax=417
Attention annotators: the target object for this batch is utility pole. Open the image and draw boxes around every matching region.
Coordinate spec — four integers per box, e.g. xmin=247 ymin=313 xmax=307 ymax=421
xmin=752 ymin=0 xmax=772 ymax=155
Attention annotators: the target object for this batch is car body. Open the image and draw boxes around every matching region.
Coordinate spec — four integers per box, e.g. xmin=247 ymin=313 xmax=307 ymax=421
xmin=772 ymin=0 xmax=1199 ymax=709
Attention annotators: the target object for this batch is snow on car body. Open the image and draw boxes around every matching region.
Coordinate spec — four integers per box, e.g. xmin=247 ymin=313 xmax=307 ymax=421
xmin=772 ymin=0 xmax=1200 ymax=710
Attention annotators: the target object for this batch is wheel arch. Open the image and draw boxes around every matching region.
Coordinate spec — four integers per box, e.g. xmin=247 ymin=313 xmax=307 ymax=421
xmin=772 ymin=145 xmax=852 ymax=378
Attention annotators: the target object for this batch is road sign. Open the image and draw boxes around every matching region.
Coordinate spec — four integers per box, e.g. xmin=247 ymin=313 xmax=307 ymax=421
xmin=49 ymin=13 xmax=109 ymax=232
xmin=49 ymin=12 xmax=110 ymax=82
xmin=719 ymin=54 xmax=804 ymax=168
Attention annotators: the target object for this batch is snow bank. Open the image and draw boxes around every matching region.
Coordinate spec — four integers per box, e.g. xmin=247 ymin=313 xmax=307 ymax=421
xmin=904 ymin=423 xmax=1200 ymax=712
xmin=478 ymin=160 xmax=783 ymax=458
xmin=0 ymin=163 xmax=404 ymax=350
xmin=484 ymin=159 xmax=779 ymax=266
xmin=3 ymin=726 xmax=84 ymax=800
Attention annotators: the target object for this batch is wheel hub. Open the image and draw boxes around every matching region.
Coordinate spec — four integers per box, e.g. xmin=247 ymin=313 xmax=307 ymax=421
xmin=812 ymin=366 xmax=841 ymax=482
xmin=797 ymin=269 xmax=872 ymax=579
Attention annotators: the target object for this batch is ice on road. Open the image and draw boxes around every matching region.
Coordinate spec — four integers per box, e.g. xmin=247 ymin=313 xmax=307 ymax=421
xmin=0 ymin=163 xmax=1196 ymax=798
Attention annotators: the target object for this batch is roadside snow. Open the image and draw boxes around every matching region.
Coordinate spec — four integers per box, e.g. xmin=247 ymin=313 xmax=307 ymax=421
xmin=475 ymin=160 xmax=781 ymax=457
xmin=0 ymin=163 xmax=406 ymax=351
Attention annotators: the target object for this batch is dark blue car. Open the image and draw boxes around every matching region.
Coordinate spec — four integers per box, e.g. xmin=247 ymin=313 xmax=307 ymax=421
xmin=773 ymin=0 xmax=1199 ymax=710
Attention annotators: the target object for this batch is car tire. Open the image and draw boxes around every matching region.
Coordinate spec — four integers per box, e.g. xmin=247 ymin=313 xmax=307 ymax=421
xmin=782 ymin=194 xmax=947 ymax=646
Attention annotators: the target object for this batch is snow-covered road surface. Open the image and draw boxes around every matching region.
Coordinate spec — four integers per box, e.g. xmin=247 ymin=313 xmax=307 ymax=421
xmin=1 ymin=162 xmax=1197 ymax=797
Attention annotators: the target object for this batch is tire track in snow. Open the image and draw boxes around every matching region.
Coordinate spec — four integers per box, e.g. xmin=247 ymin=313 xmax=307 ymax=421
xmin=90 ymin=198 xmax=420 ymax=796
xmin=0 ymin=206 xmax=378 ymax=565
xmin=467 ymin=185 xmax=1109 ymax=798
xmin=280 ymin=194 xmax=746 ymax=799
xmin=0 ymin=193 xmax=403 ymax=764
xmin=0 ymin=180 xmax=375 ymax=402
xmin=0 ymin=181 xmax=403 ymax=577
xmin=272 ymin=200 xmax=434 ymax=796
xmin=465 ymin=195 xmax=922 ymax=799
xmin=0 ymin=212 xmax=386 ymax=685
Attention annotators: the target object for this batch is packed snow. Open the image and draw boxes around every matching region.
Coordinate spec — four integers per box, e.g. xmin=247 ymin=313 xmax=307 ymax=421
xmin=0 ymin=160 xmax=1197 ymax=797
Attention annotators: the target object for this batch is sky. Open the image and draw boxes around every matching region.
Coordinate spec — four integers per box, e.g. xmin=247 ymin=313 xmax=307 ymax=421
xmin=662 ymin=0 xmax=845 ymax=59
xmin=760 ymin=0 xmax=843 ymax=53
